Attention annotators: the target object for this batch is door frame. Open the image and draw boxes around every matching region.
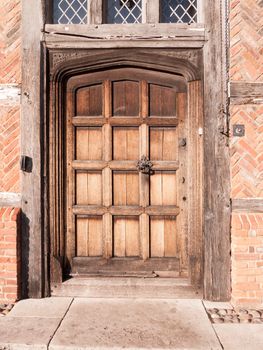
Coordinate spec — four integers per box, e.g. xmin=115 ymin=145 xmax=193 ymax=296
xmin=48 ymin=50 xmax=203 ymax=289
xmin=21 ymin=0 xmax=231 ymax=301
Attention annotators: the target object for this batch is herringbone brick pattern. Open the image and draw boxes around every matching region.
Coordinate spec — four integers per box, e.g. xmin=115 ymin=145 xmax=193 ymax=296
xmin=230 ymin=105 xmax=263 ymax=198
xmin=0 ymin=104 xmax=20 ymax=193
xmin=0 ymin=0 xmax=21 ymax=303
xmin=0 ymin=0 xmax=21 ymax=84
xmin=232 ymin=213 xmax=263 ymax=306
xmin=230 ymin=0 xmax=263 ymax=306
xmin=230 ymin=0 xmax=263 ymax=81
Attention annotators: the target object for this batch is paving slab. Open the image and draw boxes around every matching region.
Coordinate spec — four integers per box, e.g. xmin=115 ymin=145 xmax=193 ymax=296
xmin=50 ymin=298 xmax=221 ymax=350
xmin=214 ymin=324 xmax=263 ymax=350
xmin=0 ymin=316 xmax=61 ymax=350
xmin=7 ymin=297 xmax=73 ymax=318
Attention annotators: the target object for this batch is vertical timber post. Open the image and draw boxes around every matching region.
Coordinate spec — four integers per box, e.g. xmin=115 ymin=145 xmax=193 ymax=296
xmin=188 ymin=81 xmax=203 ymax=289
xmin=21 ymin=0 xmax=46 ymax=298
xmin=203 ymin=0 xmax=231 ymax=300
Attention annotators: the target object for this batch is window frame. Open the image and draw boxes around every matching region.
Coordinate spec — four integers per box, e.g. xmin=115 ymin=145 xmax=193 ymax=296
xmin=49 ymin=0 xmax=203 ymax=25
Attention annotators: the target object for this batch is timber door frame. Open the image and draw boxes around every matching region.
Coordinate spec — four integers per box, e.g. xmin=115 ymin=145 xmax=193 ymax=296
xmin=21 ymin=0 xmax=231 ymax=300
xmin=49 ymin=51 xmax=203 ymax=287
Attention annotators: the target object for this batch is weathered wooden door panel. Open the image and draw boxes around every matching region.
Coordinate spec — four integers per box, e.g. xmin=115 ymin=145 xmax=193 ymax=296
xmin=66 ymin=68 xmax=188 ymax=276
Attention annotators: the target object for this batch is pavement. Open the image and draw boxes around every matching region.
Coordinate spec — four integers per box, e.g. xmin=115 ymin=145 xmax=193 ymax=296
xmin=0 ymin=297 xmax=262 ymax=350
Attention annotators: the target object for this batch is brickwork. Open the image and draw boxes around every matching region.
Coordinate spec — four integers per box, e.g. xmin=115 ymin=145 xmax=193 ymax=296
xmin=0 ymin=0 xmax=21 ymax=303
xmin=0 ymin=0 xmax=21 ymax=84
xmin=230 ymin=0 xmax=263 ymax=81
xmin=0 ymin=105 xmax=20 ymax=193
xmin=0 ymin=0 xmax=21 ymax=193
xmin=230 ymin=105 xmax=263 ymax=199
xmin=0 ymin=208 xmax=20 ymax=302
xmin=232 ymin=213 xmax=263 ymax=306
xmin=230 ymin=0 xmax=263 ymax=306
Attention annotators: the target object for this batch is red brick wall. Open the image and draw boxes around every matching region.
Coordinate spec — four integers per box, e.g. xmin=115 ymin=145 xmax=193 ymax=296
xmin=232 ymin=213 xmax=263 ymax=306
xmin=0 ymin=208 xmax=20 ymax=302
xmin=230 ymin=0 xmax=263 ymax=306
xmin=0 ymin=105 xmax=20 ymax=193
xmin=0 ymin=0 xmax=21 ymax=85
xmin=230 ymin=0 xmax=263 ymax=82
xmin=0 ymin=0 xmax=21 ymax=303
xmin=0 ymin=0 xmax=21 ymax=193
xmin=231 ymin=105 xmax=263 ymax=199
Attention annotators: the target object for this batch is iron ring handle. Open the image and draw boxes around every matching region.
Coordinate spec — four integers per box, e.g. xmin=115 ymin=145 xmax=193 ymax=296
xmin=136 ymin=156 xmax=153 ymax=175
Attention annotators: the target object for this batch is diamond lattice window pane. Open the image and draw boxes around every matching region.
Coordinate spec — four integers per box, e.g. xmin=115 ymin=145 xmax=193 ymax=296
xmin=107 ymin=0 xmax=142 ymax=24
xmin=161 ymin=0 xmax=197 ymax=24
xmin=53 ymin=0 xmax=88 ymax=24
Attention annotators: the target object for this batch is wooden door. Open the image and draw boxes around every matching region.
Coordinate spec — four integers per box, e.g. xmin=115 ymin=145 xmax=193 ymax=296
xmin=66 ymin=68 xmax=188 ymax=277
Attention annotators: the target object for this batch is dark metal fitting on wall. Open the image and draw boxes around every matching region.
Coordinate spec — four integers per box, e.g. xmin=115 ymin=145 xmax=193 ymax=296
xmin=20 ymin=156 xmax=33 ymax=173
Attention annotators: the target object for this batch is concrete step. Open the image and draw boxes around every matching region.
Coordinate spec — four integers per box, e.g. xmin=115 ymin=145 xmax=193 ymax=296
xmin=51 ymin=277 xmax=201 ymax=299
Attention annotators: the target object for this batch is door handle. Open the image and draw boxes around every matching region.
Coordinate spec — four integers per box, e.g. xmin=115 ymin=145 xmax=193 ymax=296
xmin=179 ymin=138 xmax=187 ymax=147
xmin=137 ymin=156 xmax=153 ymax=175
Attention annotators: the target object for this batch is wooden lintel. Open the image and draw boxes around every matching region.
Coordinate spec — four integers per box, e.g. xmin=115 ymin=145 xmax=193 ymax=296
xmin=45 ymin=23 xmax=206 ymax=37
xmin=45 ymin=38 xmax=206 ymax=50
xmin=44 ymin=24 xmax=206 ymax=49
xmin=232 ymin=198 xmax=263 ymax=213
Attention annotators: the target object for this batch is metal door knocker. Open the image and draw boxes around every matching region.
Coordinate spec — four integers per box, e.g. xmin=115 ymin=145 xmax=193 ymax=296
xmin=137 ymin=156 xmax=153 ymax=175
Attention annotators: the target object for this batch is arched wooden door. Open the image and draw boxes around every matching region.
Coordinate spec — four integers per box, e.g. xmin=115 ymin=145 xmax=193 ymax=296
xmin=65 ymin=68 xmax=189 ymax=277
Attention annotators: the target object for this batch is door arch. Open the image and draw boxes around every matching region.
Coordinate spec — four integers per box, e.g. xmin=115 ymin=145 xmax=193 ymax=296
xmin=49 ymin=51 xmax=203 ymax=290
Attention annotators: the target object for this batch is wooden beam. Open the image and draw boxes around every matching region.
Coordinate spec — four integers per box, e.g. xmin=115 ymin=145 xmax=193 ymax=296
xmin=0 ymin=84 xmax=20 ymax=102
xmin=88 ymin=0 xmax=103 ymax=24
xmin=44 ymin=0 xmax=53 ymax=24
xmin=231 ymin=82 xmax=263 ymax=97
xmin=45 ymin=38 xmax=206 ymax=50
xmin=44 ymin=24 xmax=206 ymax=44
xmin=21 ymin=0 xmax=47 ymax=298
xmin=0 ymin=192 xmax=21 ymax=207
xmin=203 ymin=0 xmax=231 ymax=301
xmin=232 ymin=198 xmax=263 ymax=213
xmin=147 ymin=0 xmax=159 ymax=23
xmin=45 ymin=23 xmax=205 ymax=33
xmin=230 ymin=82 xmax=263 ymax=105
xmin=188 ymin=81 xmax=203 ymax=289
xmin=197 ymin=0 xmax=204 ymax=23
xmin=71 ymin=257 xmax=180 ymax=275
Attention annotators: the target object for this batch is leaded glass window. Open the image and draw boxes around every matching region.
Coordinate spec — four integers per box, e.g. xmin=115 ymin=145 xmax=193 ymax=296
xmin=161 ymin=0 xmax=198 ymax=24
xmin=53 ymin=0 xmax=88 ymax=24
xmin=106 ymin=0 xmax=143 ymax=24
xmin=52 ymin=0 xmax=200 ymax=25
